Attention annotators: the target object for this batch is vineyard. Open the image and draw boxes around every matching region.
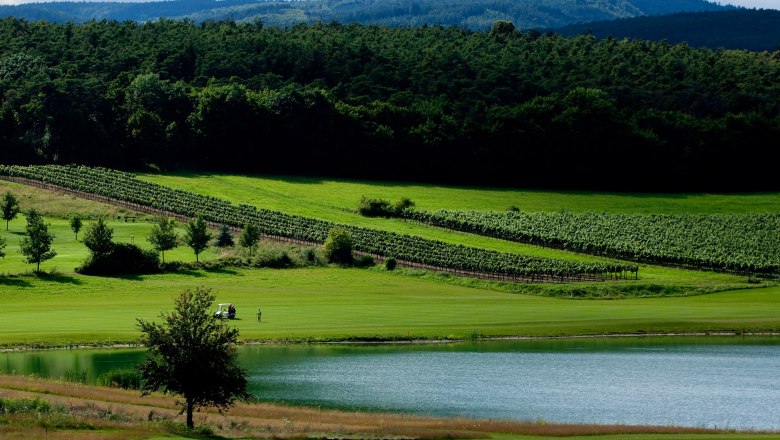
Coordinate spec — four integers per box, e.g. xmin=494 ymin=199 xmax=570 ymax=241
xmin=404 ymin=210 xmax=780 ymax=275
xmin=0 ymin=165 xmax=637 ymax=282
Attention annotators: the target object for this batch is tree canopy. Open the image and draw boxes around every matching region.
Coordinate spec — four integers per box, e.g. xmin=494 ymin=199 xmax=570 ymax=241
xmin=0 ymin=18 xmax=779 ymax=190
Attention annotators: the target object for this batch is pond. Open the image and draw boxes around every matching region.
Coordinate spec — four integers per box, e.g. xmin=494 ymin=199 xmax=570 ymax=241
xmin=2 ymin=337 xmax=778 ymax=430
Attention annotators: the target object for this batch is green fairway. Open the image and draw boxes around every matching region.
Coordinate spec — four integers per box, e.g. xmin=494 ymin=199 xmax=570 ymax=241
xmin=0 ymin=268 xmax=777 ymax=347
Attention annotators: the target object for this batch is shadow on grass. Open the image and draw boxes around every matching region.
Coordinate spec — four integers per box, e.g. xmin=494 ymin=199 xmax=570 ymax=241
xmin=35 ymin=272 xmax=82 ymax=285
xmin=0 ymin=277 xmax=32 ymax=287
xmin=204 ymin=267 xmax=240 ymax=276
xmin=175 ymin=269 xmax=206 ymax=277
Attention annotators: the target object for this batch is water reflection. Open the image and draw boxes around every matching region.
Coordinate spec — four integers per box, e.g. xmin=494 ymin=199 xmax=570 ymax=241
xmin=1 ymin=337 xmax=778 ymax=430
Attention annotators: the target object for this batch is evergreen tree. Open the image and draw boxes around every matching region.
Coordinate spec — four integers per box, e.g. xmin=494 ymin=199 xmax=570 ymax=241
xmin=83 ymin=216 xmax=114 ymax=258
xmin=215 ymin=224 xmax=234 ymax=247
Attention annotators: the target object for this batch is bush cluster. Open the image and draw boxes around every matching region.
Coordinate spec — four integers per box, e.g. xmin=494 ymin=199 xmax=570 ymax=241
xmin=77 ymin=243 xmax=161 ymax=275
xmin=357 ymin=196 xmax=415 ymax=217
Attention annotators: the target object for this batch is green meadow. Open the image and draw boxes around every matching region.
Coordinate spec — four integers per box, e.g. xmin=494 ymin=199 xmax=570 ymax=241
xmin=0 ymin=268 xmax=778 ymax=347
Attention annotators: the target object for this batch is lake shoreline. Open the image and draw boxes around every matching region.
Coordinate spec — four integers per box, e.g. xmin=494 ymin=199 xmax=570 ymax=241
xmin=2 ymin=331 xmax=779 ymax=352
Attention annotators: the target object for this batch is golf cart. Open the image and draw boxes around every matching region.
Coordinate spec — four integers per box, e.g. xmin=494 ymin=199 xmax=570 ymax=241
xmin=214 ymin=303 xmax=236 ymax=319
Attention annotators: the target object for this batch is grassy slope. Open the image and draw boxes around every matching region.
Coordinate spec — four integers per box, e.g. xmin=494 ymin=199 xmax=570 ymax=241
xmin=0 ymin=268 xmax=777 ymax=347
xmin=137 ymin=172 xmax=768 ymax=290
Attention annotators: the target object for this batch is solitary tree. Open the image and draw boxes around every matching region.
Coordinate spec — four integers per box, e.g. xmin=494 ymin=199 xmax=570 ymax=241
xmin=19 ymin=209 xmax=56 ymax=272
xmin=184 ymin=216 xmax=212 ymax=262
xmin=238 ymin=222 xmax=259 ymax=256
xmin=69 ymin=214 xmax=83 ymax=241
xmin=2 ymin=192 xmax=21 ymax=231
xmin=137 ymin=287 xmax=249 ymax=429
xmin=323 ymin=228 xmax=353 ymax=264
xmin=148 ymin=217 xmax=178 ymax=263
xmin=83 ymin=216 xmax=114 ymax=259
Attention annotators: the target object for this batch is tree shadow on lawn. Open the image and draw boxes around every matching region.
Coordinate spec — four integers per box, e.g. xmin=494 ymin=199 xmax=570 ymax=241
xmin=35 ymin=272 xmax=82 ymax=285
xmin=204 ymin=267 xmax=240 ymax=276
xmin=0 ymin=277 xmax=32 ymax=287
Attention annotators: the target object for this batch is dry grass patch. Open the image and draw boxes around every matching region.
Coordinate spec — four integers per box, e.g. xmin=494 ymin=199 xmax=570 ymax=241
xmin=1 ymin=374 xmax=760 ymax=439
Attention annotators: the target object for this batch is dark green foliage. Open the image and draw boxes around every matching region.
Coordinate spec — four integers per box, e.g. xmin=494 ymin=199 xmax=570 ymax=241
xmin=215 ymin=224 xmax=235 ymax=247
xmin=358 ymin=196 xmax=415 ymax=217
xmin=19 ymin=209 xmax=56 ymax=272
xmin=2 ymin=191 xmax=21 ymax=231
xmin=147 ymin=217 xmax=178 ymax=263
xmin=0 ymin=235 xmax=5 ymax=259
xmin=354 ymin=254 xmax=375 ymax=268
xmin=0 ymin=19 xmax=776 ymax=190
xmin=137 ymin=287 xmax=250 ymax=429
xmin=96 ymin=369 xmax=142 ymax=389
xmin=357 ymin=196 xmax=394 ymax=217
xmin=82 ymin=217 xmax=114 ymax=259
xmin=384 ymin=257 xmax=397 ymax=271
xmin=323 ymin=228 xmax=354 ymax=264
xmin=69 ymin=214 xmax=82 ymax=240
xmin=184 ymin=216 xmax=212 ymax=262
xmin=77 ymin=243 xmax=160 ymax=275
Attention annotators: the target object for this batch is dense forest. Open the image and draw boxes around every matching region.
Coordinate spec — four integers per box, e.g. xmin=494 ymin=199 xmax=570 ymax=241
xmin=1 ymin=18 xmax=779 ymax=190
xmin=555 ymin=10 xmax=780 ymax=52
xmin=0 ymin=0 xmax=728 ymax=29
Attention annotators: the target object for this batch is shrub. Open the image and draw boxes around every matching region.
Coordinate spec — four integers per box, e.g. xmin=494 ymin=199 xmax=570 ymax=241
xmin=254 ymin=251 xmax=294 ymax=268
xmin=96 ymin=369 xmax=142 ymax=389
xmin=0 ymin=397 xmax=50 ymax=414
xmin=384 ymin=257 xmax=397 ymax=271
xmin=77 ymin=243 xmax=160 ymax=275
xmin=323 ymin=228 xmax=353 ymax=264
xmin=357 ymin=196 xmax=394 ymax=217
xmin=354 ymin=254 xmax=375 ymax=268
xmin=394 ymin=197 xmax=415 ymax=213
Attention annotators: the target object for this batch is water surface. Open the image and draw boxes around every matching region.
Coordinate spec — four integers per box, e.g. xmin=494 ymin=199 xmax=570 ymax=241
xmin=2 ymin=337 xmax=778 ymax=430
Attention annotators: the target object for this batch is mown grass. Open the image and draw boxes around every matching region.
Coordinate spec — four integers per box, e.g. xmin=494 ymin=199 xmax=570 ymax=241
xmin=0 ymin=374 xmax=776 ymax=440
xmin=138 ymin=173 xmax=780 ymax=215
xmin=0 ymin=268 xmax=777 ymax=348
xmin=0 ymin=217 xmax=220 ymax=275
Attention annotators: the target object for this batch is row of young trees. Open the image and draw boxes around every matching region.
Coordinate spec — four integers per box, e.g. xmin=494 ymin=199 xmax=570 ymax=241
xmin=1 ymin=19 xmax=779 ymax=189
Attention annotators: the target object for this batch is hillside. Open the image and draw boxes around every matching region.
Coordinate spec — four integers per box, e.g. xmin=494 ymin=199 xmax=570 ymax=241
xmin=2 ymin=19 xmax=780 ymax=191
xmin=0 ymin=0 xmax=728 ymax=29
xmin=555 ymin=9 xmax=780 ymax=51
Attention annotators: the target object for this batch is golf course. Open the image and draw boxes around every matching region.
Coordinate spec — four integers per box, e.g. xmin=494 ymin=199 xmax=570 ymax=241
xmin=0 ymin=169 xmax=778 ymax=439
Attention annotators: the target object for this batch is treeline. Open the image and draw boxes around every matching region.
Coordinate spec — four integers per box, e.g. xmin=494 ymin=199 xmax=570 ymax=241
xmin=1 ymin=19 xmax=780 ymax=190
xmin=0 ymin=0 xmax=727 ymax=29
xmin=555 ymin=9 xmax=780 ymax=52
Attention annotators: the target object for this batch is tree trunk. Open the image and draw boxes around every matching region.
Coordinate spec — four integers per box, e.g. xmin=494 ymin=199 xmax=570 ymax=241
xmin=186 ymin=398 xmax=194 ymax=429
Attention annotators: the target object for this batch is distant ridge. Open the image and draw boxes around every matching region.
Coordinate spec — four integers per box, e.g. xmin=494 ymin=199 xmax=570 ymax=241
xmin=0 ymin=0 xmax=728 ymax=28
xmin=553 ymin=9 xmax=780 ymax=52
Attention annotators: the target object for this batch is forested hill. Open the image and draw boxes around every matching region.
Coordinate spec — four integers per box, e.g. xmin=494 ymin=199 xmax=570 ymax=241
xmin=1 ymin=19 xmax=779 ymax=191
xmin=555 ymin=9 xmax=780 ymax=52
xmin=0 ymin=0 xmax=728 ymax=29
